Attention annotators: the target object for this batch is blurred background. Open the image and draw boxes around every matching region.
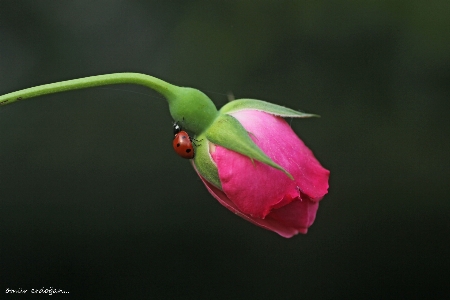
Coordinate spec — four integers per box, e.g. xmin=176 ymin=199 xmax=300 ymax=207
xmin=1 ymin=1 xmax=449 ymax=298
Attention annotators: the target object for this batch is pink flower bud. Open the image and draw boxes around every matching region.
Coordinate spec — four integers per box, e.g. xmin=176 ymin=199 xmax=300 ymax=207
xmin=195 ymin=110 xmax=329 ymax=238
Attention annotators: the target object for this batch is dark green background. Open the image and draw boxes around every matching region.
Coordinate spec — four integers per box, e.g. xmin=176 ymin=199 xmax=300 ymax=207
xmin=1 ymin=1 xmax=449 ymax=298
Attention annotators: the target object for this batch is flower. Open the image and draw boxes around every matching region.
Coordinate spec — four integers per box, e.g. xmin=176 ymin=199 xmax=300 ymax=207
xmin=193 ymin=105 xmax=329 ymax=238
xmin=0 ymin=72 xmax=328 ymax=237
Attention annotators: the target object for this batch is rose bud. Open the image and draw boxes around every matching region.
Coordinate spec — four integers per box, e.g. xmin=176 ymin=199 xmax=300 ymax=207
xmin=0 ymin=72 xmax=329 ymax=238
xmin=192 ymin=99 xmax=329 ymax=238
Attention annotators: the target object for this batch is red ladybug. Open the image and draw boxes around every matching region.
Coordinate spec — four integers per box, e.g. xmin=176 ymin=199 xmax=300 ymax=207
xmin=172 ymin=121 xmax=195 ymax=159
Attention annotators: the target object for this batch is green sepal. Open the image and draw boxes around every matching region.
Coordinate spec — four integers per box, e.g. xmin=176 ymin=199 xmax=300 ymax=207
xmin=205 ymin=114 xmax=293 ymax=179
xmin=220 ymin=99 xmax=319 ymax=118
xmin=192 ymin=134 xmax=222 ymax=189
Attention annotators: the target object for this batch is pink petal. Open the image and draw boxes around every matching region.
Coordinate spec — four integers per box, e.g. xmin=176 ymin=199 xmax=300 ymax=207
xmin=266 ymin=195 xmax=319 ymax=233
xmin=194 ymin=168 xmax=301 ymax=238
xmin=212 ymin=110 xmax=329 ymax=219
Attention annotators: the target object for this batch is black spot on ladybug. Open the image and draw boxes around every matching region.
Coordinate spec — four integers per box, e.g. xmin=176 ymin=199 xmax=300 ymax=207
xmin=176 ymin=143 xmax=181 ymax=147
xmin=186 ymin=149 xmax=191 ymax=153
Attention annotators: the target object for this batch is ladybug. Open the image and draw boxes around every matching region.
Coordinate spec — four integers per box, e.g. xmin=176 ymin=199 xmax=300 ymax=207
xmin=172 ymin=121 xmax=195 ymax=159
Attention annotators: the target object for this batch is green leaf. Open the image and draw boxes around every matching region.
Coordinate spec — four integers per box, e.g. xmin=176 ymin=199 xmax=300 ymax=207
xmin=205 ymin=114 xmax=293 ymax=179
xmin=220 ymin=99 xmax=319 ymax=118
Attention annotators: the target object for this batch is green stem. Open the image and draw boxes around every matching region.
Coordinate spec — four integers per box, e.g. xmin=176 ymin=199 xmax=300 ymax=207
xmin=0 ymin=73 xmax=177 ymax=106
xmin=0 ymin=72 xmax=219 ymax=134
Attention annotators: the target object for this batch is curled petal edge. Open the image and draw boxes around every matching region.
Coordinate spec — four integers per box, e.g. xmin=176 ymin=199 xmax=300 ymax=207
xmin=194 ymin=164 xmax=302 ymax=238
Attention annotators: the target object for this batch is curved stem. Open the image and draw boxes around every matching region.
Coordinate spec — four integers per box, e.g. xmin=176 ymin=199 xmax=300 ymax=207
xmin=0 ymin=73 xmax=177 ymax=106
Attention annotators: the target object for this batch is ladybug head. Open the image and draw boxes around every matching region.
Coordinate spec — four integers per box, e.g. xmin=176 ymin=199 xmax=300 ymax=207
xmin=173 ymin=121 xmax=182 ymax=136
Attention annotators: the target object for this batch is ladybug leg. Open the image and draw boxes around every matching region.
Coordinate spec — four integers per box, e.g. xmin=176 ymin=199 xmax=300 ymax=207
xmin=190 ymin=137 xmax=203 ymax=147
